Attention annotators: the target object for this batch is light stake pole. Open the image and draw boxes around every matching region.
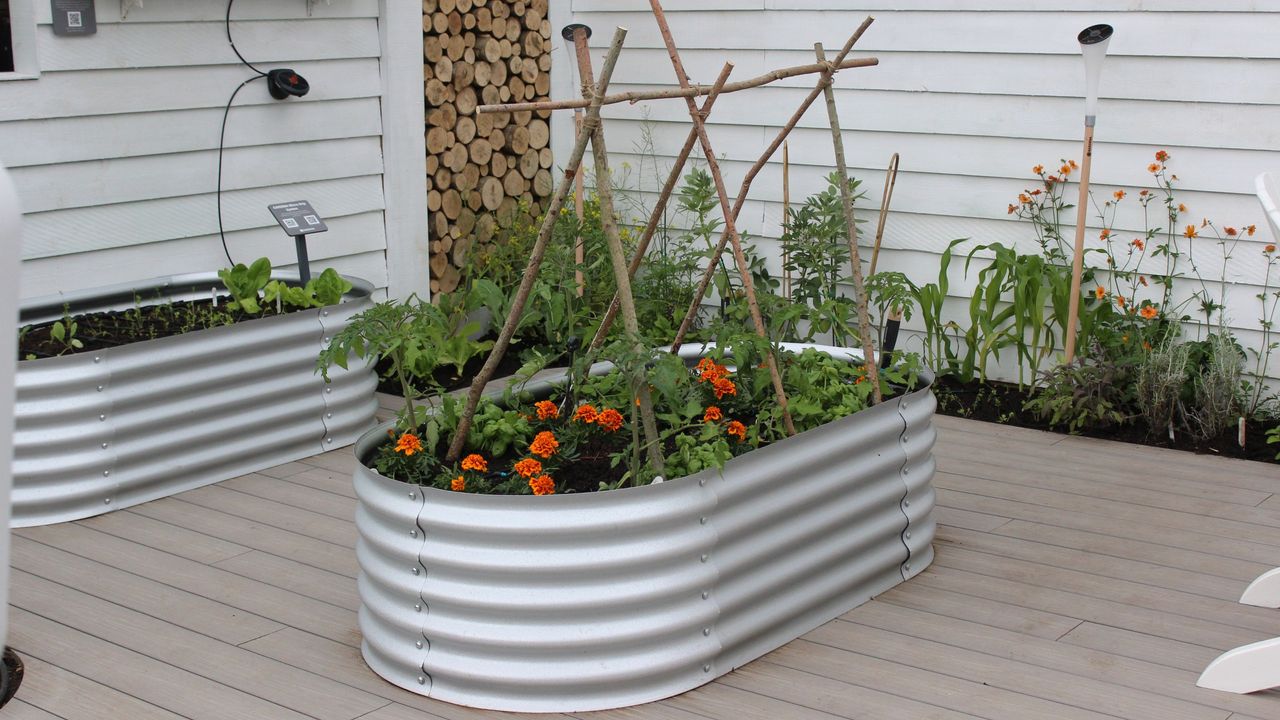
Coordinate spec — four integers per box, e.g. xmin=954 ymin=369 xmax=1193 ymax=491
xmin=561 ymin=23 xmax=591 ymax=298
xmin=1064 ymin=23 xmax=1113 ymax=363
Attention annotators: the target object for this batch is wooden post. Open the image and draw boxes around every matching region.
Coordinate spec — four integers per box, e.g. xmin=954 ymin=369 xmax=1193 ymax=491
xmin=443 ymin=27 xmax=629 ymax=466
xmin=815 ymin=41 xmax=881 ymax=403
xmin=588 ymin=63 xmax=734 ymax=353
xmin=669 ymin=17 xmax=875 ymax=352
xmin=870 ymin=152 xmax=899 ymax=278
xmin=573 ymin=111 xmax=585 ymax=296
xmin=1064 ymin=124 xmax=1096 ymax=363
xmin=649 ymin=0 xmax=797 ymax=437
xmin=572 ymin=28 xmax=667 ymax=476
xmin=782 ymin=141 xmax=792 ymax=300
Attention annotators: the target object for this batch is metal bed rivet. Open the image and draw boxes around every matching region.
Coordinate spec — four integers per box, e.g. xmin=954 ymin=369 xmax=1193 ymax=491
xmin=411 ymin=567 xmax=419 ymax=575
xmin=902 ymin=435 xmax=909 ymax=444
xmin=903 ymin=466 xmax=910 ymax=475
xmin=103 ymin=470 xmax=109 ymax=477
xmin=322 ymin=337 xmax=328 ymax=343
xmin=905 ymin=531 xmax=912 ymax=539
xmin=700 ymin=517 xmax=707 ymax=524
xmin=703 ymin=628 xmax=710 ymax=636
xmin=905 ymin=564 xmax=912 ymax=571
xmin=904 ymin=500 xmax=910 ymax=508
xmin=101 ymin=442 xmax=108 ymax=449
xmin=93 ymin=356 xmax=100 ymax=363
xmin=323 ymin=310 xmax=329 ymax=317
xmin=702 ymin=591 xmax=709 ymax=599
xmin=416 ymin=641 xmax=423 ymax=649
xmin=417 ymin=676 xmax=426 ymax=685
xmin=326 ymin=412 xmax=332 ymax=418
xmin=96 ymin=385 xmax=104 ymax=392
xmin=700 ymin=554 xmax=708 ymax=563
xmin=326 ymin=387 xmax=331 ymax=394
xmin=415 ymin=604 xmax=421 ymax=611
xmin=99 ymin=414 xmax=106 ymax=421
xmin=703 ymin=665 xmax=711 ymax=673
xmin=104 ymin=498 xmax=111 ymax=504
xmin=410 ymin=529 xmax=417 ymax=537
xmin=409 ymin=492 xmax=416 ymax=499
xmin=326 ymin=437 xmax=333 ymax=444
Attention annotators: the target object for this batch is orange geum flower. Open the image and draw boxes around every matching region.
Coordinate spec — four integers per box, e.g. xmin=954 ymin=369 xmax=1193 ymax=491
xmin=1099 ymin=228 xmax=1112 ymax=240
xmin=726 ymin=420 xmax=747 ymax=442
xmin=529 ymin=475 xmax=556 ymax=496
xmin=514 ymin=458 xmax=543 ymax=478
xmin=395 ymin=433 xmax=423 ymax=456
xmin=529 ymin=431 xmax=559 ymax=458
xmin=1139 ymin=275 xmax=1149 ymax=286
xmin=1184 ymin=224 xmax=1198 ymax=239
xmin=572 ymin=404 xmax=598 ymax=423
xmin=1030 ymin=189 xmax=1042 ymax=196
xmin=1148 ymin=163 xmax=1161 ymax=174
xmin=1094 ymin=286 xmax=1106 ymax=300
xmin=703 ymin=406 xmax=723 ymax=423
xmin=461 ymin=454 xmax=488 ymax=472
xmin=1140 ymin=305 xmax=1159 ymax=320
xmin=1060 ymin=163 xmax=1073 ymax=175
xmin=451 ymin=476 xmax=466 ymax=492
xmin=535 ymin=400 xmax=559 ymax=420
xmin=1114 ymin=190 xmax=1126 ymax=201
xmin=1247 ymin=225 xmax=1257 ymax=236
xmin=1032 ymin=164 xmax=1044 ymax=175
xmin=1007 ymin=204 xmax=1017 ymax=215
xmin=1018 ymin=193 xmax=1031 ymax=204
xmin=1139 ymin=189 xmax=1150 ymax=197
xmin=1131 ymin=238 xmax=1145 ymax=251
xmin=1266 ymin=244 xmax=1277 ymax=254
xmin=1225 ymin=226 xmax=1238 ymax=236
xmin=1155 ymin=150 xmax=1170 ymax=162
xmin=1069 ymin=159 xmax=1079 ymax=170
xmin=1116 ymin=296 xmax=1127 ymax=309
xmin=712 ymin=377 xmax=737 ymax=399
xmin=1178 ymin=203 xmax=1188 ymax=213
xmin=596 ymin=408 xmax=624 ymax=433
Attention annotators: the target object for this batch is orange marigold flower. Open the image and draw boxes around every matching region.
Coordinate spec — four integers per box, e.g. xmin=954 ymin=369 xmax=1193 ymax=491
xmin=712 ymin=377 xmax=737 ymax=399
xmin=596 ymin=408 xmax=624 ymax=433
xmin=1140 ymin=305 xmax=1159 ymax=320
xmin=1247 ymin=225 xmax=1257 ymax=236
xmin=1148 ymin=163 xmax=1160 ymax=174
xmin=1225 ymin=226 xmax=1238 ymax=236
xmin=1131 ymin=238 xmax=1145 ymax=251
xmin=1143 ymin=341 xmax=1153 ymax=351
xmin=461 ymin=454 xmax=488 ymax=472
xmin=726 ymin=420 xmax=747 ymax=442
xmin=529 ymin=431 xmax=559 ymax=458
xmin=1032 ymin=164 xmax=1044 ymax=175
xmin=572 ymin=404 xmax=598 ymax=423
xmin=529 ymin=475 xmax=556 ymax=496
xmin=695 ymin=357 xmax=728 ymax=383
xmin=1266 ymin=244 xmax=1277 ymax=254
xmin=451 ymin=476 xmax=466 ymax=492
xmin=1178 ymin=203 xmax=1188 ymax=213
xmin=854 ymin=374 xmax=867 ymax=385
xmin=1099 ymin=228 xmax=1112 ymax=240
xmin=1139 ymin=275 xmax=1149 ymax=286
xmin=535 ymin=400 xmax=559 ymax=420
xmin=1155 ymin=150 xmax=1170 ymax=162
xmin=1114 ymin=190 xmax=1126 ymax=201
xmin=1183 ymin=224 xmax=1198 ymax=239
xmin=395 ymin=433 xmax=423 ymax=456
xmin=1094 ymin=286 xmax=1106 ymax=300
xmin=703 ymin=406 xmax=723 ymax=423
xmin=514 ymin=458 xmax=543 ymax=478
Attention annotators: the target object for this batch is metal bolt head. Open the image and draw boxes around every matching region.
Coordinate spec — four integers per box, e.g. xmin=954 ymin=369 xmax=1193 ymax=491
xmin=96 ymin=385 xmax=104 ymax=392
xmin=703 ymin=664 xmax=711 ymax=673
xmin=903 ymin=466 xmax=910 ymax=476
xmin=326 ymin=387 xmax=331 ymax=394
xmin=902 ymin=435 xmax=910 ymax=444
xmin=103 ymin=470 xmax=110 ymax=477
xmin=703 ymin=628 xmax=711 ymax=636
xmin=698 ymin=478 xmax=706 ymax=486
xmin=326 ymin=412 xmax=333 ymax=418
xmin=414 ymin=603 xmax=422 ymax=611
xmin=904 ymin=564 xmax=912 ymax=571
xmin=700 ymin=554 xmax=708 ymax=563
xmin=325 ymin=437 xmax=333 ymax=444
xmin=905 ymin=531 xmax=912 ymax=539
xmin=101 ymin=442 xmax=108 ymax=449
xmin=417 ymin=676 xmax=426 ymax=684
xmin=904 ymin=500 xmax=911 ymax=508
xmin=99 ymin=414 xmax=106 ymax=421
xmin=93 ymin=356 xmax=101 ymax=363
xmin=411 ymin=567 xmax=419 ymax=575
xmin=701 ymin=591 xmax=709 ymax=599
xmin=322 ymin=337 xmax=328 ymax=343
xmin=104 ymin=498 xmax=111 ymax=504
xmin=409 ymin=492 xmax=416 ymax=499
xmin=700 ymin=516 xmax=707 ymax=524
xmin=323 ymin=310 xmax=329 ymax=317
xmin=415 ymin=640 xmax=423 ymax=649
xmin=410 ymin=529 xmax=417 ymax=537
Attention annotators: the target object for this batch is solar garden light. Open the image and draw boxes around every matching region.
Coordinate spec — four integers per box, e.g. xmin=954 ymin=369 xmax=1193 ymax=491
xmin=1064 ymin=23 xmax=1114 ymax=363
xmin=561 ymin=23 xmax=592 ymax=296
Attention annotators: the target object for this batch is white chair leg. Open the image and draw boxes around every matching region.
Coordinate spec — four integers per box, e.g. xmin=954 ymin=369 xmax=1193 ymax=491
xmin=1198 ymin=636 xmax=1280 ymax=693
xmin=1240 ymin=567 xmax=1280 ymax=608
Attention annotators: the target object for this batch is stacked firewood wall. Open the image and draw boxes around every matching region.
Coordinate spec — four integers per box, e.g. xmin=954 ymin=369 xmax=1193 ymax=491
xmin=424 ymin=0 xmax=554 ymax=294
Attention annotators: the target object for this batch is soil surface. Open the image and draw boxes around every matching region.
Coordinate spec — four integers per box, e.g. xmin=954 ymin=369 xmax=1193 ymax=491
xmin=18 ymin=299 xmax=293 ymax=360
xmin=373 ymin=334 xmax=541 ymax=395
xmin=933 ymin=376 xmax=1279 ymax=465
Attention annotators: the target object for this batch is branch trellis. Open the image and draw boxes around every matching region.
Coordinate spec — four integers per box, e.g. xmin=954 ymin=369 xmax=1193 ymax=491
xmin=444 ymin=3 xmax=883 ymax=465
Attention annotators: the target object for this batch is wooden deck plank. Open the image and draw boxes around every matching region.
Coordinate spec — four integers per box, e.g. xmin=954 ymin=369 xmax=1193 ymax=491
xmin=220 ymin=473 xmax=357 ymax=521
xmin=1 ymin=699 xmax=65 ymax=720
xmin=10 ymin=533 xmax=283 ymax=645
xmin=9 ymin=571 xmax=385 ymax=720
xmin=10 ymin=655 xmax=186 ymax=720
xmin=212 ymin=549 xmax=362 ymax=611
xmin=1059 ymin=621 xmax=1223 ymax=673
xmin=76 ymin=508 xmax=252 ymax=564
xmin=176 ymin=485 xmax=357 ymax=547
xmin=277 ymin=464 xmax=359 ymax=499
xmin=8 ymin=607 xmax=315 ymax=720
xmin=846 ymin=601 xmax=1280 ymax=719
xmin=127 ymin=498 xmax=359 ymax=578
xmin=868 ymin=582 xmax=1084 ymax=641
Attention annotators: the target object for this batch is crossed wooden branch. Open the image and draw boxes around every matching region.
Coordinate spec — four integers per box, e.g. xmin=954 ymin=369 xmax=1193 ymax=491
xmin=444 ymin=6 xmax=882 ymax=466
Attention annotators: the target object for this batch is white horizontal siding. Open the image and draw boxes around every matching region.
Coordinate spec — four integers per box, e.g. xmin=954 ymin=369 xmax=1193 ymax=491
xmin=3 ymin=1 xmax=404 ymax=299
xmin=553 ymin=0 xmax=1280 ymax=383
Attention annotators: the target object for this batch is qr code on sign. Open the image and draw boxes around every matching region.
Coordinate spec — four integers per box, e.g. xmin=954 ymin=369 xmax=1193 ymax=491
xmin=67 ymin=11 xmax=82 ymax=28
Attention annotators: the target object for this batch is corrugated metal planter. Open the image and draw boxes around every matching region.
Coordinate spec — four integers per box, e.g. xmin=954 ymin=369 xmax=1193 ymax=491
xmin=353 ymin=343 xmax=936 ymax=712
xmin=12 ymin=273 xmax=377 ymax=527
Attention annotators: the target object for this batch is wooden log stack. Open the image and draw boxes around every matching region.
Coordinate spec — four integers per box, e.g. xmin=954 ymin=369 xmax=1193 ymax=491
xmin=424 ymin=0 xmax=554 ymax=294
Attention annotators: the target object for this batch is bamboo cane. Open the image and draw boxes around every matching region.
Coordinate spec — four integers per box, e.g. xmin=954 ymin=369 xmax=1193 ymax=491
xmin=815 ymin=41 xmax=881 ymax=403
xmin=572 ymin=28 xmax=667 ymax=476
xmin=669 ymin=17 xmax=875 ymax=352
xmin=783 ymin=141 xmax=792 ymax=300
xmin=476 ymin=57 xmax=878 ymax=115
xmin=443 ymin=27 xmax=629 ymax=466
xmin=588 ymin=63 xmax=734 ymax=353
xmin=573 ymin=111 xmax=585 ymax=296
xmin=1063 ymin=124 xmax=1095 ymax=363
xmin=869 ymin=152 xmax=899 ymax=277
xmin=648 ymin=0 xmax=796 ymax=437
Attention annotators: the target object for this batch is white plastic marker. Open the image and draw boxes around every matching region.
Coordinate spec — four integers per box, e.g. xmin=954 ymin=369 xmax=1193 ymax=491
xmin=1064 ymin=24 xmax=1113 ymax=363
xmin=0 ymin=161 xmax=23 ymax=678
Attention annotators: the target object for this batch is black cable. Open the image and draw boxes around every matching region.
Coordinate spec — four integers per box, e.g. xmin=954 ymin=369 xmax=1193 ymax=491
xmin=216 ymin=75 xmax=263 ymax=266
xmin=226 ymin=0 xmax=268 ymax=78
xmin=216 ymin=0 xmax=270 ymax=266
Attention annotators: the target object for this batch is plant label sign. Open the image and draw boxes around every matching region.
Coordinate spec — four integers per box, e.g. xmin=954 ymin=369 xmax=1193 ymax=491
xmin=268 ymin=201 xmax=328 ymax=237
xmin=50 ymin=0 xmax=96 ymax=36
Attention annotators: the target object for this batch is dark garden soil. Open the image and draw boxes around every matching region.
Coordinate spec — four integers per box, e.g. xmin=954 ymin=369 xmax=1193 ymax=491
xmin=933 ymin=376 xmax=1279 ymax=465
xmin=18 ymin=299 xmax=294 ymax=360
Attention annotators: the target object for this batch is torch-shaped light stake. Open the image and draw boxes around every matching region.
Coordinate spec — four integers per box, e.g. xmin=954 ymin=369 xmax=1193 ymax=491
xmin=561 ymin=23 xmax=592 ymax=297
xmin=1064 ymin=23 xmax=1113 ymax=363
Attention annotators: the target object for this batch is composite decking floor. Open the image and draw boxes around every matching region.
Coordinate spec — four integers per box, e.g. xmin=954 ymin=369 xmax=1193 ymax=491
xmin=7 ymin=414 xmax=1280 ymax=719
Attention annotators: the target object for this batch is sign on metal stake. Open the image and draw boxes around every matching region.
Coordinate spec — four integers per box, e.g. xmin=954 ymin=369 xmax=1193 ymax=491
xmin=268 ymin=200 xmax=328 ymax=284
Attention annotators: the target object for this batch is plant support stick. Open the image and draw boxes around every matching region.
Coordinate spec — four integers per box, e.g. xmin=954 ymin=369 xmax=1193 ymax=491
xmin=444 ymin=27 xmax=629 ymax=466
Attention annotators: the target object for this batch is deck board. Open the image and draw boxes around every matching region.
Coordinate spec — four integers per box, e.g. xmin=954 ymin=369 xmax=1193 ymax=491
xmin=8 ymin=415 xmax=1280 ymax=719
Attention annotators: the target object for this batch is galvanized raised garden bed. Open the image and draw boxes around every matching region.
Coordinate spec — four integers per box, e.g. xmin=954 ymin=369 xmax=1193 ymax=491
xmin=12 ymin=273 xmax=377 ymax=527
xmin=353 ymin=343 xmax=936 ymax=712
